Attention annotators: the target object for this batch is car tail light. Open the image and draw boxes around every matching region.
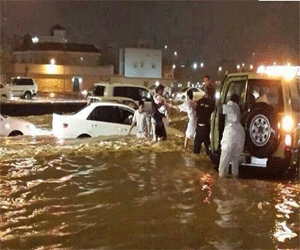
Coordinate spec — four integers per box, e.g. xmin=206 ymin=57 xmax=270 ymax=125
xmin=282 ymin=115 xmax=294 ymax=132
xmin=284 ymin=134 xmax=292 ymax=147
xmin=63 ymin=123 xmax=69 ymax=128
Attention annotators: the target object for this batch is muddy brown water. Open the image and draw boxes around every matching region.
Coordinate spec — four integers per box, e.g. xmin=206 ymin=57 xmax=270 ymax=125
xmin=0 ymin=114 xmax=299 ymax=249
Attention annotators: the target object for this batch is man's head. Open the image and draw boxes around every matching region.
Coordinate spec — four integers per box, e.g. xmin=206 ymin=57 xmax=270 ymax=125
xmin=187 ymin=89 xmax=193 ymax=100
xmin=204 ymin=75 xmax=211 ymax=86
xmin=155 ymin=84 xmax=165 ymax=95
xmin=138 ymin=100 xmax=145 ymax=111
xmin=230 ymin=94 xmax=240 ymax=104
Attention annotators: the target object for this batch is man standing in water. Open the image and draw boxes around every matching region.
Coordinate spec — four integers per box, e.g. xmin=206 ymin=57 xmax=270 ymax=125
xmin=151 ymin=84 xmax=168 ymax=141
xmin=194 ymin=89 xmax=215 ymax=155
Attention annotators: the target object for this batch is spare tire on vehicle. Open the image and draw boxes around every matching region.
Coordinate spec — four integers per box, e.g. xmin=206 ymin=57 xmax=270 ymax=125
xmin=244 ymin=102 xmax=280 ymax=158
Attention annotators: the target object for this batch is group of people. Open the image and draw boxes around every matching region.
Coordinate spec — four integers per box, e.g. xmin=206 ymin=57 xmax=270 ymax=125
xmin=128 ymin=75 xmax=245 ymax=178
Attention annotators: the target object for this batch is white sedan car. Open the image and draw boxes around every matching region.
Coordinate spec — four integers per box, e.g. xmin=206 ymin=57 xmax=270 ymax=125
xmin=52 ymin=102 xmax=137 ymax=139
xmin=174 ymin=87 xmax=205 ymax=102
xmin=0 ymin=113 xmax=38 ymax=136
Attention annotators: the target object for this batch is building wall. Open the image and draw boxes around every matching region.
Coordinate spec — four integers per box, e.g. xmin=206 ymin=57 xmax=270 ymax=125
xmin=8 ymin=63 xmax=113 ymax=93
xmin=13 ymin=51 xmax=101 ymax=67
xmin=123 ymin=48 xmax=162 ymax=78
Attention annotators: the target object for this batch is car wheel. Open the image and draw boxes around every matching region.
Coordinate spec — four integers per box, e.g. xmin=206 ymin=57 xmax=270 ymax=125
xmin=9 ymin=130 xmax=23 ymax=136
xmin=244 ymin=103 xmax=280 ymax=158
xmin=24 ymin=92 xmax=32 ymax=100
xmin=78 ymin=134 xmax=91 ymax=138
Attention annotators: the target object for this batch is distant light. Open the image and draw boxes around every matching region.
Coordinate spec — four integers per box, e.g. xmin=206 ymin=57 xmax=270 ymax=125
xmin=50 ymin=58 xmax=56 ymax=65
xmin=17 ymin=76 xmax=21 ymax=79
xmin=253 ymin=52 xmax=256 ymax=56
xmin=174 ymin=51 xmax=177 ymax=56
xmin=218 ymin=66 xmax=222 ymax=72
xmin=181 ymin=65 xmax=185 ymax=68
xmin=32 ymin=36 xmax=39 ymax=43
xmin=187 ymin=82 xmax=191 ymax=87
xmin=172 ymin=64 xmax=176 ymax=69
xmin=287 ymin=62 xmax=291 ymax=66
xmin=80 ymin=57 xmax=83 ymax=62
xmin=49 ymin=92 xmax=55 ymax=98
xmin=164 ymin=45 xmax=168 ymax=49
xmin=237 ymin=65 xmax=240 ymax=69
xmin=155 ymin=81 xmax=160 ymax=86
xmin=200 ymin=63 xmax=204 ymax=68
xmin=193 ymin=62 xmax=197 ymax=69
xmin=242 ymin=63 xmax=245 ymax=67
xmin=215 ymin=91 xmax=220 ymax=100
xmin=257 ymin=65 xmax=265 ymax=73
xmin=273 ymin=62 xmax=276 ymax=65
xmin=250 ymin=65 xmax=253 ymax=70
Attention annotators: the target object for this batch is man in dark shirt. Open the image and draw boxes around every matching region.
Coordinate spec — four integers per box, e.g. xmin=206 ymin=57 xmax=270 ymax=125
xmin=194 ymin=90 xmax=215 ymax=154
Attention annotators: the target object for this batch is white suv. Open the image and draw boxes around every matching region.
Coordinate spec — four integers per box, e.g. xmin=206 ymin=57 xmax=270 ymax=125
xmin=8 ymin=77 xmax=38 ymax=99
xmin=83 ymin=83 xmax=153 ymax=114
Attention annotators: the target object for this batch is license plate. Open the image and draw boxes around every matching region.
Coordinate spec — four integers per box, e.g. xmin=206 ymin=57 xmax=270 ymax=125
xmin=251 ymin=157 xmax=267 ymax=167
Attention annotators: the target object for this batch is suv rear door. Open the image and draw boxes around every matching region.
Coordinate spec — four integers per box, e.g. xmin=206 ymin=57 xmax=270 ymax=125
xmin=210 ymin=76 xmax=248 ymax=153
xmin=113 ymin=86 xmax=152 ymax=114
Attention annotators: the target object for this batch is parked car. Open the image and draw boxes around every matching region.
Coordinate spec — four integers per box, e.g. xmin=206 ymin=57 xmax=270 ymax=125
xmin=52 ymin=102 xmax=137 ymax=139
xmin=210 ymin=71 xmax=300 ymax=174
xmin=0 ymin=83 xmax=12 ymax=100
xmin=149 ymin=84 xmax=172 ymax=98
xmin=0 ymin=113 xmax=38 ymax=136
xmin=6 ymin=77 xmax=38 ymax=100
xmin=80 ymin=83 xmax=152 ymax=113
xmin=87 ymin=96 xmax=138 ymax=110
xmin=174 ymin=87 xmax=205 ymax=102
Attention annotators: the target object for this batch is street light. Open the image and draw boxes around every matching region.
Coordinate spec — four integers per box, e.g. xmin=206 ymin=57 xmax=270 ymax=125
xmin=193 ymin=62 xmax=197 ymax=70
xmin=200 ymin=62 xmax=204 ymax=68
xmin=50 ymin=58 xmax=56 ymax=65
xmin=172 ymin=64 xmax=176 ymax=69
xmin=164 ymin=45 xmax=168 ymax=49
xmin=174 ymin=51 xmax=177 ymax=56
xmin=237 ymin=64 xmax=240 ymax=70
xmin=242 ymin=63 xmax=245 ymax=67
xmin=218 ymin=66 xmax=222 ymax=72
xmin=250 ymin=64 xmax=253 ymax=70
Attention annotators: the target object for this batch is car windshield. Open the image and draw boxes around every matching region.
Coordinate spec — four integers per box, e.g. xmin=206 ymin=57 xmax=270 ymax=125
xmin=247 ymin=79 xmax=284 ymax=112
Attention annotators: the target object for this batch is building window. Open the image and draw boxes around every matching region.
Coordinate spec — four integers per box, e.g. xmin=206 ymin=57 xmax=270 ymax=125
xmin=141 ymin=61 xmax=144 ymax=67
xmin=133 ymin=62 xmax=138 ymax=68
xmin=152 ymin=63 xmax=156 ymax=69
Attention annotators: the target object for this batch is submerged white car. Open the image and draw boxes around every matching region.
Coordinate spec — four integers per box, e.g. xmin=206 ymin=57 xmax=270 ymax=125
xmin=52 ymin=102 xmax=137 ymax=139
xmin=0 ymin=113 xmax=38 ymax=136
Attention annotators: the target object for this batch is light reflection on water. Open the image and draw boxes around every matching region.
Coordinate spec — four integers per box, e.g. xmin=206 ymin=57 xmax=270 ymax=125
xmin=0 ymin=115 xmax=299 ymax=249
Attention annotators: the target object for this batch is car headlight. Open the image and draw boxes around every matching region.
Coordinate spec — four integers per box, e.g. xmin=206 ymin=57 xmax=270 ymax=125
xmin=282 ymin=115 xmax=294 ymax=132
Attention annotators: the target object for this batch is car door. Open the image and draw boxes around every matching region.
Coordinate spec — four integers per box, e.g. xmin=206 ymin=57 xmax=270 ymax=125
xmin=210 ymin=77 xmax=247 ymax=153
xmin=115 ymin=107 xmax=136 ymax=136
xmin=86 ymin=105 xmax=120 ymax=136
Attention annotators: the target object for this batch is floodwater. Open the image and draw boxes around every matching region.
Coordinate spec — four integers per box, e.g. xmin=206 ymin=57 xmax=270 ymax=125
xmin=0 ymin=114 xmax=299 ymax=249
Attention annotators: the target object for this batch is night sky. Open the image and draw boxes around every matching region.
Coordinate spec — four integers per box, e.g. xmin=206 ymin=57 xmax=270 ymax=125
xmin=1 ymin=1 xmax=299 ymax=66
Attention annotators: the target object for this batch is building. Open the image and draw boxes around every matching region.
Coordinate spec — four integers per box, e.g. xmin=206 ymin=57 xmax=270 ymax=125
xmin=7 ymin=25 xmax=113 ymax=93
xmin=119 ymin=47 xmax=162 ymax=79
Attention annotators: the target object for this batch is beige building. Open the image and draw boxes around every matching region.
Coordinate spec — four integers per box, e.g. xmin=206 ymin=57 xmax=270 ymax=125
xmin=9 ymin=42 xmax=113 ymax=93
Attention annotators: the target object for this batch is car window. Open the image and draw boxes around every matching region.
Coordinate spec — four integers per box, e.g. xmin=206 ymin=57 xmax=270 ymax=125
xmin=224 ymin=80 xmax=246 ymax=107
xmin=246 ymin=79 xmax=284 ymax=112
xmin=289 ymin=82 xmax=300 ymax=112
xmin=13 ymin=79 xmax=34 ymax=85
xmin=189 ymin=88 xmax=199 ymax=92
xmin=87 ymin=106 xmax=118 ymax=123
xmin=117 ymin=107 xmax=134 ymax=125
xmin=93 ymin=85 xmax=105 ymax=96
xmin=138 ymin=88 xmax=152 ymax=101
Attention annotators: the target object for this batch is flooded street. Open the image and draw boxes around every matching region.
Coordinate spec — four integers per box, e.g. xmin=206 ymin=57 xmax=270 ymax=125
xmin=0 ymin=115 xmax=299 ymax=249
